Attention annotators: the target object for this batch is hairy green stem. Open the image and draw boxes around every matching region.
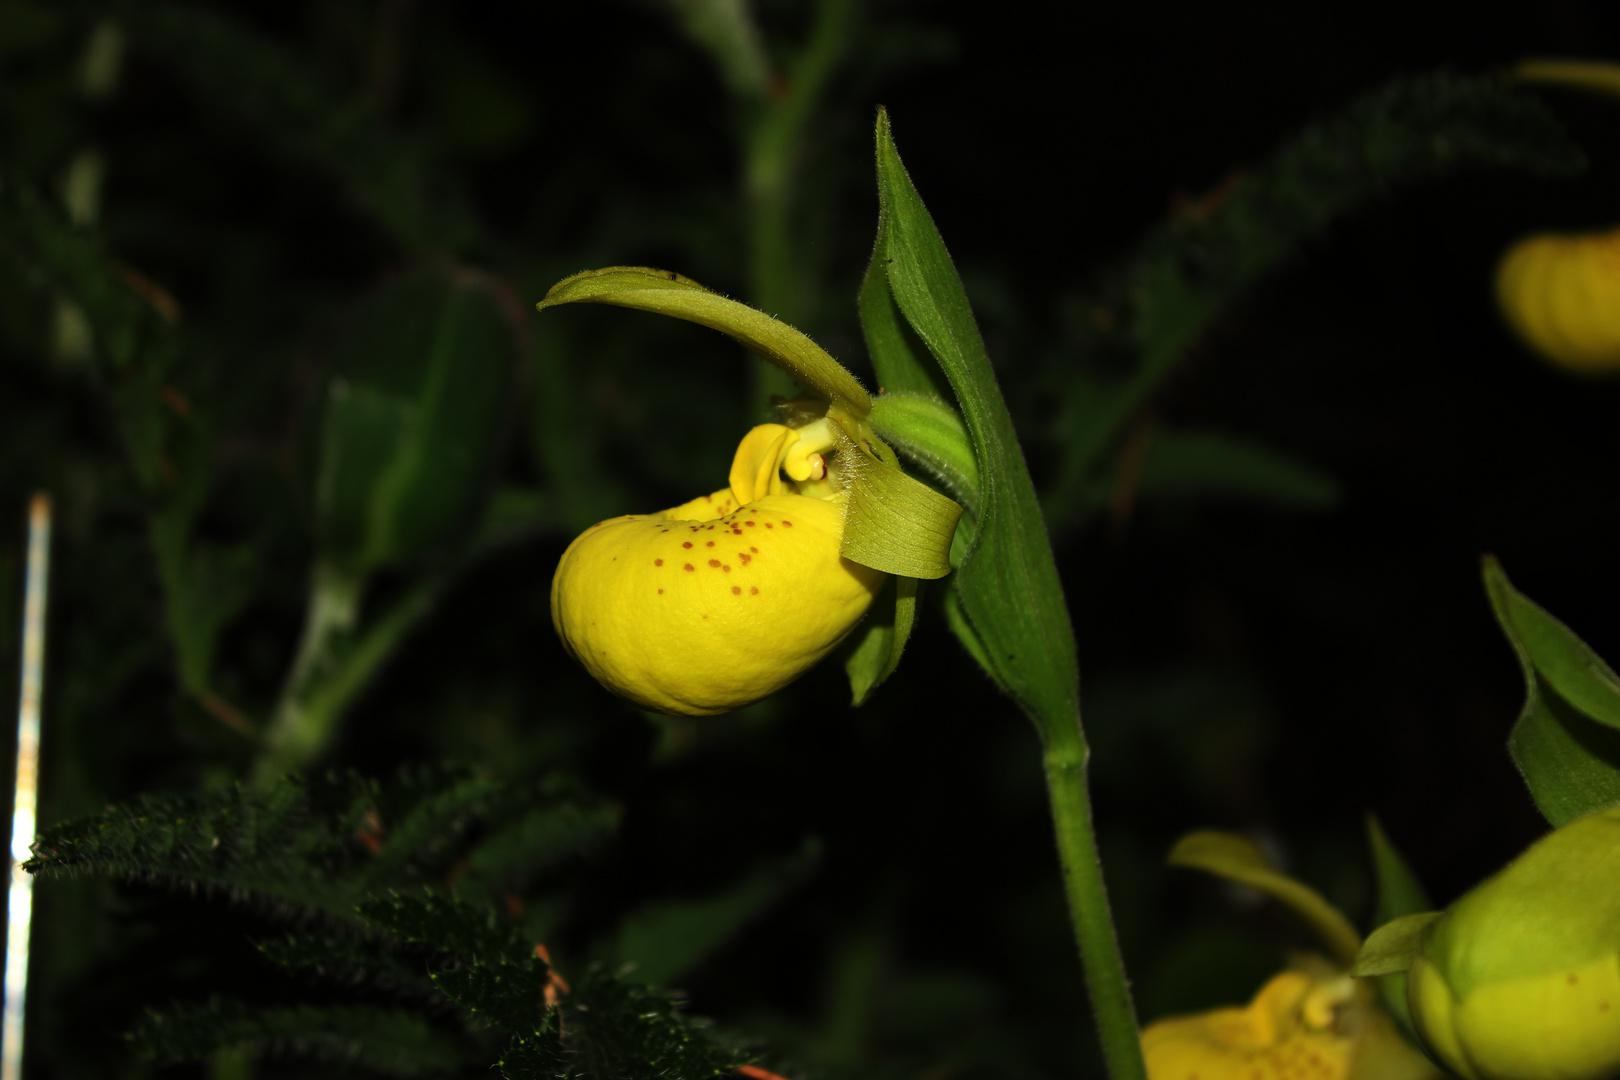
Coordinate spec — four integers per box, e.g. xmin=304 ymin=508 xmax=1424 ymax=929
xmin=1040 ymin=712 xmax=1147 ymax=1080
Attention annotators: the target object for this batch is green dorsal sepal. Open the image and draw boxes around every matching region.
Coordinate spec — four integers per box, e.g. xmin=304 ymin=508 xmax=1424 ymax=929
xmin=538 ymin=266 xmax=872 ymax=418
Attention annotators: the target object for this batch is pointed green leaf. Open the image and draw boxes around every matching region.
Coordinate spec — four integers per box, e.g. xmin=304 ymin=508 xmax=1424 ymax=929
xmin=874 ymin=110 xmax=1078 ymax=727
xmin=1352 ymin=912 xmax=1440 ymax=977
xmin=859 ymin=235 xmax=949 ymax=399
xmin=1168 ymin=830 xmax=1362 ymax=967
xmin=845 ymin=576 xmax=919 ymax=706
xmin=1484 ymin=556 xmax=1620 ymax=825
xmin=317 ymin=263 xmax=520 ymax=574
xmin=868 ymin=391 xmax=980 ymax=512
xmin=1367 ymin=816 xmax=1432 ymax=927
xmin=840 ymin=454 xmax=961 ymax=578
xmin=537 ymin=266 xmax=871 ymax=415
xmin=1365 ymin=817 xmax=1432 ymax=1036
xmin=1485 ymin=557 xmax=1620 ymax=730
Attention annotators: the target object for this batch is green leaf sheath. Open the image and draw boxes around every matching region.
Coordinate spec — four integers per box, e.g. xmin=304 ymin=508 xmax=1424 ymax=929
xmin=1484 ymin=556 xmax=1620 ymax=825
xmin=1046 ymin=74 xmax=1583 ymax=527
xmin=874 ymin=110 xmax=1144 ymax=1080
xmin=873 ymin=111 xmax=1079 ymax=728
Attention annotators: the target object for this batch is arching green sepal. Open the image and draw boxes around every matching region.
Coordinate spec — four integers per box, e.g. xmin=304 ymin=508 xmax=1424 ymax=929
xmin=1168 ymin=830 xmax=1362 ymax=967
xmin=538 ymin=266 xmax=871 ymax=416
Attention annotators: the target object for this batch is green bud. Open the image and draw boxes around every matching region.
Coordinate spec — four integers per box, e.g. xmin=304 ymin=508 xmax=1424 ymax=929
xmin=1405 ymin=805 xmax=1620 ymax=1080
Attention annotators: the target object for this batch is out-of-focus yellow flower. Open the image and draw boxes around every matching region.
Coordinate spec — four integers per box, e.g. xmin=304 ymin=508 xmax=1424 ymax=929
xmin=1143 ymin=959 xmax=1432 ymax=1080
xmin=1496 ymin=224 xmax=1620 ymax=374
xmin=551 ymin=419 xmax=885 ymax=716
xmin=1396 ymin=806 xmax=1620 ymax=1080
xmin=1143 ymin=831 xmax=1441 ymax=1080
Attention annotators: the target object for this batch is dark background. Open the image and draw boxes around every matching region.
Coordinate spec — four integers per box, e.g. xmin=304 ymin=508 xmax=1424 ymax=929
xmin=4 ymin=1 xmax=1620 ymax=1076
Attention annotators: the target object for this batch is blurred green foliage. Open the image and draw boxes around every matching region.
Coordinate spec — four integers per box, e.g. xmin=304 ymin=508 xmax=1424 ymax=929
xmin=3 ymin=0 xmax=1620 ymax=1077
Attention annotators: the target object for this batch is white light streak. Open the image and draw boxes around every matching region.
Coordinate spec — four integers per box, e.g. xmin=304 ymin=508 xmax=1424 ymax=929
xmin=4 ymin=496 xmax=51 ymax=1080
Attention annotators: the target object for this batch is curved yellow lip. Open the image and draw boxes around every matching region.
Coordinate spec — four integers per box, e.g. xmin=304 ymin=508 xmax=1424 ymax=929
xmin=551 ymin=424 xmax=887 ymax=715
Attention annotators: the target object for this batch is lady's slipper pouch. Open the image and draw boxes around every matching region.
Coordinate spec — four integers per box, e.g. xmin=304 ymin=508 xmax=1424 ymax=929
xmin=552 ymin=420 xmax=886 ymax=715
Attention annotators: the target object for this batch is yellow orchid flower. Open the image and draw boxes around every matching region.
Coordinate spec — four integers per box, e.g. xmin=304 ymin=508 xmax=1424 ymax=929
xmin=1494 ymin=59 xmax=1620 ymax=375
xmin=1496 ymin=224 xmax=1620 ymax=375
xmin=552 ymin=418 xmax=887 ymax=716
xmin=1144 ymin=959 xmax=1434 ymax=1080
xmin=1142 ymin=832 xmax=1440 ymax=1080
xmin=540 ymin=267 xmax=963 ymax=716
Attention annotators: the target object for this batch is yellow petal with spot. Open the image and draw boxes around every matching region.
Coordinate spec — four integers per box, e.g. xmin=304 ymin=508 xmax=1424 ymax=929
xmin=551 ymin=424 xmax=885 ymax=715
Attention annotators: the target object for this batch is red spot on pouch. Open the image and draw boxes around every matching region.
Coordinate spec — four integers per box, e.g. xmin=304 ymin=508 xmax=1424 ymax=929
xmin=781 ymin=520 xmax=792 ymax=527
xmin=722 ymin=565 xmax=731 ymax=572
xmin=731 ymin=586 xmax=741 ymax=595
xmin=739 ymin=554 xmax=751 ymax=564
xmin=750 ymin=586 xmax=759 ymax=595
xmin=655 ymin=559 xmax=663 ymax=566
xmin=657 ymin=588 xmax=664 ymax=594
xmin=682 ymin=542 xmax=693 ymax=549
xmin=750 ymin=546 xmax=758 ymax=553
xmin=765 ymin=523 xmax=773 ymax=529
xmin=684 ymin=564 xmax=695 ymax=572
xmin=706 ymin=540 xmax=715 ymax=547
xmin=708 ymin=559 xmax=721 ymax=568
xmin=745 ymin=521 xmax=756 ymax=527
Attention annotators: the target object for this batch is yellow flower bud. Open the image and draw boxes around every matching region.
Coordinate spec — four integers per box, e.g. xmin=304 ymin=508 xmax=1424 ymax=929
xmin=1404 ymin=806 xmax=1620 ymax=1080
xmin=1496 ymin=225 xmax=1620 ymax=374
xmin=551 ymin=422 xmax=886 ymax=716
xmin=1142 ymin=960 xmax=1437 ymax=1080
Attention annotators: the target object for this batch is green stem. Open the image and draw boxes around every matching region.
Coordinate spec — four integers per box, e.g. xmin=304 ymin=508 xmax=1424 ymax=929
xmin=253 ymin=562 xmax=445 ymax=788
xmin=255 ymin=559 xmax=363 ymax=786
xmin=1040 ymin=712 xmax=1147 ymax=1080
